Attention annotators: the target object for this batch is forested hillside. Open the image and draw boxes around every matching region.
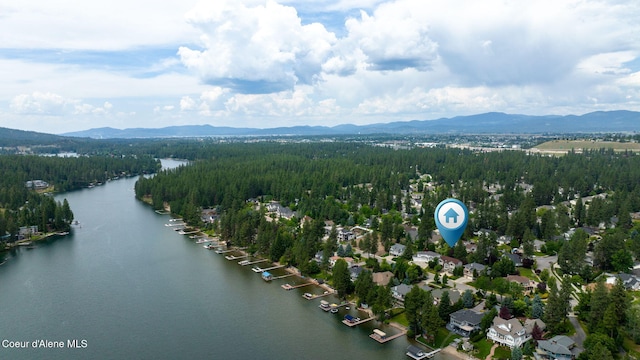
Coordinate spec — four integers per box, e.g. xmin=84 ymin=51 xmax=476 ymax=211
xmin=0 ymin=154 xmax=160 ymax=243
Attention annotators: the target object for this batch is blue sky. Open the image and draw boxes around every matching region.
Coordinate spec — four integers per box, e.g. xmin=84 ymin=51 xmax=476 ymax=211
xmin=1 ymin=0 xmax=639 ymax=134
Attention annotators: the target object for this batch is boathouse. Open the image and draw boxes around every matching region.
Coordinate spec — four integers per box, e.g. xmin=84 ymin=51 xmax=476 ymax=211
xmin=261 ymin=271 xmax=273 ymax=281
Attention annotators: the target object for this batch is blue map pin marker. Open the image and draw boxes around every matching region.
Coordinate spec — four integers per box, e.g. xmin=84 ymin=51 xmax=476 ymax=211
xmin=434 ymin=198 xmax=468 ymax=247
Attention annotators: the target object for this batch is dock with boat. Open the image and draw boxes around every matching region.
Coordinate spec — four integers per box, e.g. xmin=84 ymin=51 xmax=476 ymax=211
xmin=369 ymin=327 xmax=407 ymax=343
xmin=406 ymin=346 xmax=441 ymax=359
xmin=238 ymin=258 xmax=268 ymax=266
xmin=342 ymin=314 xmax=375 ymax=327
xmin=225 ymin=254 xmax=249 ymax=261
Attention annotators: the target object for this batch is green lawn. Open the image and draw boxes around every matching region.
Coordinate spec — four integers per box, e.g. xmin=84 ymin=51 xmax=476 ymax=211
xmin=473 ymin=338 xmax=493 ymax=359
xmin=493 ymin=346 xmax=511 ymax=359
xmin=389 ymin=309 xmax=408 ymax=327
xmin=518 ymin=267 xmax=540 ymax=281
xmin=434 ymin=328 xmax=460 ymax=348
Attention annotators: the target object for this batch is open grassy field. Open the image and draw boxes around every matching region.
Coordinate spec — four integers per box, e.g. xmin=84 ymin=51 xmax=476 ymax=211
xmin=532 ymin=140 xmax=640 ymax=154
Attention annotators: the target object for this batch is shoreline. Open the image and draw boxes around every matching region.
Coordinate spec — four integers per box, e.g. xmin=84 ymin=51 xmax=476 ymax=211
xmin=2 ymin=230 xmax=71 ymax=251
xmin=176 ymin=223 xmax=474 ymax=359
xmin=440 ymin=345 xmax=480 ymax=360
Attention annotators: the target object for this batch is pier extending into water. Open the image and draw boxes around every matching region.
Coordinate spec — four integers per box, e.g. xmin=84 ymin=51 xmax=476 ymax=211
xmin=225 ymin=254 xmax=249 ymax=260
xmin=271 ymin=273 xmax=295 ymax=280
xmin=342 ymin=316 xmax=375 ymax=327
xmin=281 ymin=282 xmax=313 ymax=290
xmin=369 ymin=328 xmax=407 ymax=343
xmin=239 ymin=259 xmax=269 ymax=266
xmin=216 ymin=249 xmax=235 ymax=254
xmin=252 ymin=264 xmax=285 ymax=273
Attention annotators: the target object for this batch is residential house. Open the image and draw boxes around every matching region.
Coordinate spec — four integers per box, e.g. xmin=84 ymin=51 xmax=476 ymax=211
xmin=431 ymin=289 xmax=461 ymax=306
xmin=533 ymin=240 xmax=545 ymax=252
xmin=606 ymin=273 xmax=640 ymax=290
xmin=329 ymin=256 xmax=354 ymax=268
xmin=349 ymin=266 xmax=364 ymax=281
xmin=403 ymin=225 xmax=419 ymax=241
xmin=265 ymin=201 xmax=296 ymax=219
xmin=201 ymin=208 xmax=220 ymax=223
xmin=506 ymin=275 xmax=538 ymax=293
xmin=372 ymin=271 xmax=394 ymax=287
xmin=524 ymin=318 xmax=546 ymax=334
xmin=418 ymin=282 xmax=433 ymax=293
xmin=412 ymin=251 xmax=440 ymax=264
xmin=535 ymin=335 xmax=575 ymax=360
xmin=505 ymin=253 xmax=523 ymax=267
xmin=392 ymin=283 xmax=413 ymax=301
xmin=19 ymin=226 xmax=38 ymax=239
xmin=390 ymin=243 xmax=407 ymax=257
xmin=338 ymin=229 xmax=355 ymax=242
xmin=449 ymin=309 xmax=484 ymax=337
xmin=464 ymin=262 xmax=486 ymax=279
xmin=487 ymin=317 xmax=531 ymax=348
xmin=498 ymin=235 xmax=513 ymax=246
xmin=464 ymin=242 xmax=477 ymax=253
xmin=439 ymin=256 xmax=463 ymax=273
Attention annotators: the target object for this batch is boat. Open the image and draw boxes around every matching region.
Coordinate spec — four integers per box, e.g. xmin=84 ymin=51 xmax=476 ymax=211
xmin=303 ymin=293 xmax=313 ymax=299
xmin=203 ymin=244 xmax=216 ymax=249
xmin=319 ymin=300 xmax=330 ymax=311
xmin=330 ymin=308 xmax=339 ymax=314
xmin=261 ymin=271 xmax=273 ymax=281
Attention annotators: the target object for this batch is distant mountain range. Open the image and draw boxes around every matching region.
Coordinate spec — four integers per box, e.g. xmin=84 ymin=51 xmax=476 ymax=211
xmin=58 ymin=111 xmax=640 ymax=139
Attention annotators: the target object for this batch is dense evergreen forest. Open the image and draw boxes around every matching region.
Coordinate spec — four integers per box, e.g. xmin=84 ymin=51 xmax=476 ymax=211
xmin=0 ymin=154 xmax=160 ymax=243
xmin=134 ymin=142 xmax=640 ymax=265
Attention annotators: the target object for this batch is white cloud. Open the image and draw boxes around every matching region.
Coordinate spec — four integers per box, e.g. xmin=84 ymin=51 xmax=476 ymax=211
xmin=0 ymin=0 xmax=200 ymax=50
xmin=3 ymin=0 xmax=640 ymax=133
xmin=11 ymin=92 xmax=72 ymax=115
xmin=10 ymin=92 xmax=116 ymax=117
xmin=178 ymin=0 xmax=336 ymax=93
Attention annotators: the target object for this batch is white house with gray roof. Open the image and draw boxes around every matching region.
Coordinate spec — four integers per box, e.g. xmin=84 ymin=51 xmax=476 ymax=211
xmin=487 ymin=317 xmax=531 ymax=348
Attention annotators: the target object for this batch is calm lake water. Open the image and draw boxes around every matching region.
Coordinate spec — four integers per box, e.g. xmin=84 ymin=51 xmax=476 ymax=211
xmin=0 ymin=159 xmax=452 ymax=360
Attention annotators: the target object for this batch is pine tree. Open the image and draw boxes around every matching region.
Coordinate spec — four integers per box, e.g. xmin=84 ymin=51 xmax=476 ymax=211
xmin=531 ymin=294 xmax=544 ymax=319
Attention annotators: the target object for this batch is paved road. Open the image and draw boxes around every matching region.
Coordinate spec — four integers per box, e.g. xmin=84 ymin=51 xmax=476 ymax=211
xmin=569 ymin=315 xmax=586 ymax=354
xmin=535 ymin=254 xmax=557 ymax=271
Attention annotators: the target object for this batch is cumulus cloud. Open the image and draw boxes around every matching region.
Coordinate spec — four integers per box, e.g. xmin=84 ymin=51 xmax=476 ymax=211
xmin=178 ymin=0 xmax=336 ymax=94
xmin=336 ymin=4 xmax=438 ymax=72
xmin=11 ymin=92 xmax=72 ymax=115
xmin=10 ymin=92 xmax=114 ymax=116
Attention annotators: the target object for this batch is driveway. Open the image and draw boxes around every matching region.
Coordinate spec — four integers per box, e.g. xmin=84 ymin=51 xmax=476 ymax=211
xmin=569 ymin=315 xmax=586 ymax=355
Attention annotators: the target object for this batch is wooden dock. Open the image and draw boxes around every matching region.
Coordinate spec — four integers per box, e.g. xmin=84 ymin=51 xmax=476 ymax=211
xmin=406 ymin=347 xmax=441 ymax=359
xmin=239 ymin=259 xmax=269 ymax=266
xmin=225 ymin=254 xmax=249 ymax=260
xmin=369 ymin=328 xmax=407 ymax=343
xmin=164 ymin=222 xmax=185 ymax=227
xmin=342 ymin=316 xmax=375 ymax=327
xmin=216 ymin=249 xmax=235 ymax=254
xmin=253 ymin=264 xmax=285 ymax=272
xmin=303 ymin=291 xmax=335 ymax=299
xmin=281 ymin=282 xmax=313 ymax=290
xmin=271 ymin=273 xmax=295 ymax=280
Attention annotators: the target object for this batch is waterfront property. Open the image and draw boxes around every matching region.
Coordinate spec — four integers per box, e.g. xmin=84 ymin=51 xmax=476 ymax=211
xmin=406 ymin=345 xmax=428 ymax=360
xmin=487 ymin=317 xmax=531 ymax=348
xmin=448 ymin=309 xmax=484 ymax=337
